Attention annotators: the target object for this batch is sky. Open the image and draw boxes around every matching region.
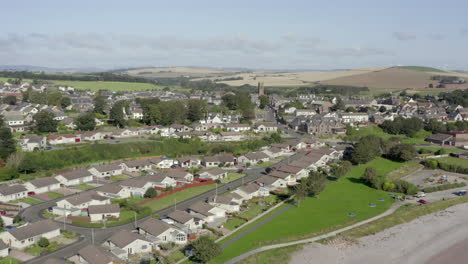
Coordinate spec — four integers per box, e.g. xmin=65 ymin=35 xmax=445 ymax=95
xmin=1 ymin=0 xmax=468 ymax=70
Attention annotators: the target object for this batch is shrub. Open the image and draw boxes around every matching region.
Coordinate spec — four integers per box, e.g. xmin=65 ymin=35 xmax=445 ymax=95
xmin=38 ymin=237 xmax=50 ymax=248
xmin=144 ymin=188 xmax=158 ymax=198
xmin=423 ymin=182 xmax=466 ymax=193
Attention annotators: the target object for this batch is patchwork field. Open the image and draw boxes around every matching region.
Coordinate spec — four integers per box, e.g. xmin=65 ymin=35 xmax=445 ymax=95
xmin=126 ymin=66 xmax=238 ymax=78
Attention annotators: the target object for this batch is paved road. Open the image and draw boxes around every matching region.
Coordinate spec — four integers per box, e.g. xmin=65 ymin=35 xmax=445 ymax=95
xmin=21 ymin=165 xmax=272 ymax=263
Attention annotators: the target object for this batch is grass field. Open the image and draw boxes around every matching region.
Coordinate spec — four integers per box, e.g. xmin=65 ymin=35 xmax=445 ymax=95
xmin=210 ymin=158 xmax=404 ymax=263
xmin=110 ymin=175 xmax=129 ymax=182
xmin=397 ymin=66 xmax=446 ymax=72
xmin=72 ymin=209 xmax=135 ymax=227
xmin=221 ymin=173 xmax=245 ymax=183
xmin=224 ymin=217 xmax=247 ymax=230
xmin=143 ymin=184 xmax=216 ymax=211
xmin=345 ymin=125 xmax=432 ymax=145
xmin=237 ymin=244 xmax=303 ymax=264
xmin=75 ymin=184 xmax=95 ymax=191
xmin=435 ymin=157 xmax=468 ymax=169
xmin=0 ymin=257 xmax=20 ymax=264
xmin=10 ymin=197 xmax=42 ymax=205
xmin=40 ymin=80 xmax=167 ymax=91
xmin=385 ymin=162 xmax=422 ymax=181
xmin=47 ymin=192 xmax=64 ymax=199
xmin=256 ymin=161 xmax=276 ymax=168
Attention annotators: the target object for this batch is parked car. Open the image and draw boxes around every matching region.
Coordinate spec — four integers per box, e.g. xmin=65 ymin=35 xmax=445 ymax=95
xmin=418 ymin=199 xmax=428 ymax=204
xmin=456 ymin=190 xmax=467 ymax=196
xmin=415 ymin=192 xmax=425 ymax=198
xmin=0 ymin=210 xmax=6 ymax=215
xmin=27 ymin=191 xmax=36 ymax=196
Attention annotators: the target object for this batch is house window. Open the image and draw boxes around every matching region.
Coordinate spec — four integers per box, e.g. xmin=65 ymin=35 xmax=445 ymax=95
xmin=142 ymin=245 xmax=147 ymax=249
xmin=176 ymin=234 xmax=186 ymax=242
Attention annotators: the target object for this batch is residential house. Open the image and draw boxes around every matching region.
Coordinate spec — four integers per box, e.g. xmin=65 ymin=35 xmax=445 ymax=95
xmin=219 ymin=132 xmax=244 ymax=141
xmin=20 ymin=135 xmax=47 ymax=151
xmin=425 ymin=133 xmax=454 ymax=145
xmin=138 ymin=218 xmax=187 ymax=245
xmin=208 ymin=193 xmax=244 ymax=213
xmin=24 ymin=177 xmax=60 ymax=194
xmin=104 ymin=230 xmax=152 ymax=260
xmin=237 ymin=152 xmax=270 ymax=165
xmin=113 ymin=129 xmax=140 ymax=138
xmin=295 ymin=109 xmax=316 ymax=117
xmin=96 ymin=184 xmax=130 ymax=199
xmin=203 ymin=154 xmax=236 ymax=167
xmin=81 ymin=131 xmax=106 ymax=141
xmin=177 ymin=156 xmax=202 ymax=168
xmin=149 ymin=157 xmax=177 ymax=169
xmin=55 ymin=168 xmax=94 ymax=186
xmin=253 ymin=122 xmax=278 ymax=133
xmin=88 ymin=204 xmax=120 ymax=222
xmin=268 ymin=170 xmax=297 ymax=185
xmin=70 ymin=245 xmax=123 ymax=264
xmin=162 ymin=170 xmax=194 ymax=183
xmin=198 ymin=168 xmax=228 ymax=180
xmin=340 ymin=113 xmax=369 ymax=125
xmin=187 ymin=201 xmax=226 ymax=223
xmin=89 ymin=162 xmax=123 ymax=178
xmin=0 ymin=240 xmax=7 ymax=258
xmin=0 ymin=185 xmax=27 ymax=203
xmin=276 ymin=165 xmax=309 ymax=179
xmin=225 ymin=123 xmax=251 ymax=132
xmin=47 ymin=134 xmax=81 ymax=145
xmin=54 ymin=191 xmax=110 ymax=216
xmin=234 ymin=183 xmax=270 ymax=200
xmin=120 ymin=159 xmax=152 ymax=172
xmin=0 ymin=220 xmax=60 ymax=249
xmin=165 ymin=210 xmax=204 ymax=233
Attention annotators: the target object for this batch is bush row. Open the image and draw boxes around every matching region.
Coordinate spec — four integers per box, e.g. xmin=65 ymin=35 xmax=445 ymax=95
xmin=423 ymin=182 xmax=466 ymax=193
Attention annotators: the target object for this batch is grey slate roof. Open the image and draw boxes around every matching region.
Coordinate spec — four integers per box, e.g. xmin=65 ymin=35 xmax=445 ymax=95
xmin=57 ymin=168 xmax=93 ymax=180
xmin=108 ymin=229 xmax=148 ymax=249
xmin=167 ymin=210 xmax=196 ymax=224
xmin=138 ymin=218 xmax=173 ymax=237
xmin=0 ymin=185 xmax=27 ymax=196
xmin=8 ymin=219 xmax=59 ymax=241
xmin=88 ymin=204 xmax=120 ymax=215
xmin=29 ymin=177 xmax=59 ymax=188
xmin=77 ymin=245 xmax=123 ymax=264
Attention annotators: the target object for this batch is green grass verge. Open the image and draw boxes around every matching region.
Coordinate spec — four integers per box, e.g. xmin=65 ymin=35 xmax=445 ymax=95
xmin=210 ymin=158 xmax=404 ymax=263
xmin=221 ymin=173 xmax=245 ymax=183
xmin=110 ymin=175 xmax=129 ymax=182
xmin=75 ymin=184 xmax=95 ymax=191
xmin=239 ymin=203 xmax=269 ymax=220
xmin=72 ymin=209 xmax=136 ymax=227
xmin=10 ymin=197 xmax=42 ymax=205
xmin=0 ymin=257 xmax=21 ymax=264
xmin=47 ymin=192 xmax=64 ymax=199
xmin=224 ymin=217 xmax=247 ymax=230
xmin=237 ymin=244 xmax=303 ymax=264
xmin=256 ymin=161 xmax=276 ymax=168
xmin=435 ymin=157 xmax=468 ymax=169
xmin=143 ymin=184 xmax=216 ymax=211
xmin=397 ymin=66 xmax=446 ymax=72
xmin=336 ymin=195 xmax=468 ymax=239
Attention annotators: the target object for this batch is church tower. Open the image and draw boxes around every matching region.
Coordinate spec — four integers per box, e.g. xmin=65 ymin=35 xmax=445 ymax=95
xmin=258 ymin=82 xmax=265 ymax=96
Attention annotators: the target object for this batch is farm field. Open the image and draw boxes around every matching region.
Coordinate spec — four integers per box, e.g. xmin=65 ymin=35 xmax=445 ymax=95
xmin=210 ymin=158 xmax=404 ymax=263
xmin=44 ymin=80 xmax=167 ymax=91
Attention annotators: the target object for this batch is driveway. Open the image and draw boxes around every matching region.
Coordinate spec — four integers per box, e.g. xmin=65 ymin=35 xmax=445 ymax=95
xmin=10 ymin=249 xmax=36 ymax=262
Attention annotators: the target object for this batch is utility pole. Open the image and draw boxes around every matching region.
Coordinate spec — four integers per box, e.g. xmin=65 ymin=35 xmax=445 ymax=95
xmin=91 ymin=228 xmax=94 ymax=244
xmin=134 ymin=211 xmax=137 ymax=228
xmin=174 ymin=198 xmax=177 ymax=211
xmin=63 ymin=210 xmax=66 ymax=230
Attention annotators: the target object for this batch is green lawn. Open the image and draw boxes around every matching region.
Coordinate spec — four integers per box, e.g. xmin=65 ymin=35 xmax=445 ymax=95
xmin=25 ymin=246 xmax=44 ymax=256
xmin=256 ymin=161 xmax=276 ymax=168
xmin=0 ymin=257 xmax=21 ymax=264
xmin=237 ymin=244 xmax=303 ymax=264
xmin=210 ymin=158 xmax=404 ymax=263
xmin=167 ymin=250 xmax=185 ymax=262
xmin=436 ymin=157 xmax=468 ymax=169
xmin=239 ymin=203 xmax=269 ymax=220
xmin=224 ymin=217 xmax=247 ymax=230
xmin=10 ymin=197 xmax=42 ymax=205
xmin=385 ymin=162 xmax=422 ymax=181
xmin=417 ymin=146 xmax=464 ymax=153
xmin=110 ymin=175 xmax=129 ymax=182
xmin=47 ymin=192 xmax=64 ymax=199
xmin=345 ymin=125 xmax=431 ymax=145
xmin=142 ymin=184 xmax=217 ymax=211
xmin=44 ymin=80 xmax=167 ymax=91
xmin=221 ymin=173 xmax=245 ymax=183
xmin=75 ymin=184 xmax=95 ymax=191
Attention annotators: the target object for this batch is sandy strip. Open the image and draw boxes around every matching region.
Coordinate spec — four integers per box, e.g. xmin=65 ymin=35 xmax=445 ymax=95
xmin=291 ymin=202 xmax=468 ymax=264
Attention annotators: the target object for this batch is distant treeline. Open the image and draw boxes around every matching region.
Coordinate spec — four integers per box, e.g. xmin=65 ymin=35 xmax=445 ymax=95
xmin=439 ymin=89 xmax=468 ymax=107
xmin=296 ymin=85 xmax=370 ymax=96
xmin=0 ymin=71 xmax=156 ymax=84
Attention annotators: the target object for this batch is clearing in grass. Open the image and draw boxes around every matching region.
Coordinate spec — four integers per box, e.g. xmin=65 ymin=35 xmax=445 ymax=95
xmin=210 ymin=158 xmax=404 ymax=263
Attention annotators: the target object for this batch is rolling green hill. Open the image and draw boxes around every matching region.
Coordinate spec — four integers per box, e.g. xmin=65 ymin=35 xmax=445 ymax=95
xmin=397 ymin=66 xmax=446 ymax=73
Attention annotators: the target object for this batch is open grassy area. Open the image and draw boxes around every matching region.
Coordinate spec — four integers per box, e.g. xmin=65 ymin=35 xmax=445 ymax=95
xmin=397 ymin=66 xmax=445 ymax=72
xmin=0 ymin=257 xmax=21 ymax=264
xmin=221 ymin=173 xmax=245 ymax=183
xmin=10 ymin=197 xmax=42 ymax=205
xmin=224 ymin=217 xmax=247 ymax=230
xmin=25 ymin=241 xmax=61 ymax=256
xmin=237 ymin=244 xmax=303 ymax=264
xmin=417 ymin=146 xmax=464 ymax=153
xmin=45 ymin=80 xmax=167 ymax=91
xmin=256 ymin=161 xmax=276 ymax=168
xmin=239 ymin=203 xmax=269 ymax=220
xmin=436 ymin=157 xmax=468 ymax=169
xmin=47 ymin=192 xmax=64 ymax=199
xmin=75 ymin=184 xmax=95 ymax=191
xmin=110 ymin=175 xmax=129 ymax=182
xmin=210 ymin=158 xmax=404 ymax=263
xmin=337 ymin=194 xmax=468 ymax=239
xmin=143 ymin=184 xmax=216 ymax=211
xmin=345 ymin=125 xmax=432 ymax=145
xmin=167 ymin=250 xmax=185 ymax=262
xmin=72 ymin=209 xmax=136 ymax=227
xmin=385 ymin=162 xmax=422 ymax=181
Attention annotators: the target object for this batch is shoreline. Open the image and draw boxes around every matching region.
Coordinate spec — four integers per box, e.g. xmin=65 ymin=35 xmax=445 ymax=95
xmin=290 ymin=202 xmax=468 ymax=264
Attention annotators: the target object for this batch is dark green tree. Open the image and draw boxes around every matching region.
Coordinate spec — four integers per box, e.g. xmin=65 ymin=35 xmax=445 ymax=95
xmin=424 ymin=118 xmax=446 ymax=134
xmin=2 ymin=95 xmax=17 ymax=105
xmin=0 ymin=128 xmax=16 ymax=160
xmin=109 ymin=100 xmax=127 ymax=128
xmin=93 ymin=96 xmax=108 ymax=115
xmin=345 ymin=106 xmax=356 ymax=113
xmin=191 ymin=236 xmax=221 ymax=263
xmin=331 ymin=97 xmax=345 ymax=111
xmin=38 ymin=237 xmax=50 ymax=248
xmin=259 ymin=95 xmax=269 ymax=109
xmin=379 ymin=106 xmax=387 ymax=113
xmin=60 ymin=96 xmax=72 ymax=108
xmin=34 ymin=111 xmax=58 ymax=132
xmin=75 ymin=112 xmax=96 ymax=131
xmin=187 ymin=99 xmax=206 ymax=122
xmin=144 ymin=187 xmax=158 ymax=198
xmin=388 ymin=144 xmax=416 ymax=162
